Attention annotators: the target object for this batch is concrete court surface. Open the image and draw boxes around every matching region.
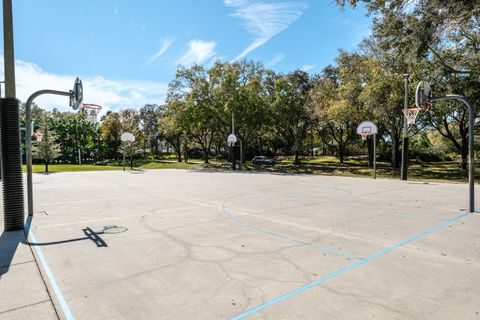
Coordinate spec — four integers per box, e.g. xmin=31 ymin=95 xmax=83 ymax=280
xmin=2 ymin=169 xmax=480 ymax=320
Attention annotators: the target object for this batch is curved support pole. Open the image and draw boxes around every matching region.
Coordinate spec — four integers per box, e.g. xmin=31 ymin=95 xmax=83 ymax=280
xmin=26 ymin=90 xmax=71 ymax=216
xmin=430 ymin=95 xmax=475 ymax=212
xmin=238 ymin=138 xmax=243 ymax=171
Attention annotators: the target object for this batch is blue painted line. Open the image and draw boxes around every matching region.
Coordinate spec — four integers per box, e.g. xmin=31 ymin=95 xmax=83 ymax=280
xmin=25 ymin=218 xmax=76 ymax=320
xmin=221 ymin=194 xmax=359 ymax=260
xmin=230 ymin=211 xmax=471 ymax=320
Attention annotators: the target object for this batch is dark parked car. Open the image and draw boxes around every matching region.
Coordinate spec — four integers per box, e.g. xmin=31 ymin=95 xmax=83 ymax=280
xmin=252 ymin=156 xmax=275 ymax=165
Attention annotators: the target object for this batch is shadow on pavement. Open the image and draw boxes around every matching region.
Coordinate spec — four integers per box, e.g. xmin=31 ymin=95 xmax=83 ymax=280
xmin=0 ymin=216 xmax=128 ymax=276
xmin=0 ymin=228 xmax=25 ymax=276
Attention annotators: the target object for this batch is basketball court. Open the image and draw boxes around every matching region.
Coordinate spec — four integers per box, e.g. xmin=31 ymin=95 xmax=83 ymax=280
xmin=5 ymin=169 xmax=479 ymax=319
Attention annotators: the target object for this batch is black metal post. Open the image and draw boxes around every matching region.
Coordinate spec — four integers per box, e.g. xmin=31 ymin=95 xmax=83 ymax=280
xmin=401 ymin=74 xmax=409 ymax=180
xmin=430 ymin=95 xmax=475 ymax=212
xmin=1 ymin=98 xmax=24 ymax=230
xmin=232 ymin=144 xmax=236 ymax=171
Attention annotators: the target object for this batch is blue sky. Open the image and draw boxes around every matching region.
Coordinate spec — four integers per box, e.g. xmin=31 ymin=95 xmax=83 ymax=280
xmin=1 ymin=0 xmax=370 ymax=111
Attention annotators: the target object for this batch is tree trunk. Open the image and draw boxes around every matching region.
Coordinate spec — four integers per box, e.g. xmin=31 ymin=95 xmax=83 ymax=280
xmin=391 ymin=134 xmax=399 ymax=168
xmin=45 ymin=159 xmax=49 ymax=174
xmin=339 ymin=146 xmax=345 ymax=164
xmin=294 ymin=151 xmax=300 ymax=165
xmin=176 ymin=149 xmax=182 ymax=162
xmin=203 ymin=147 xmax=209 ymax=163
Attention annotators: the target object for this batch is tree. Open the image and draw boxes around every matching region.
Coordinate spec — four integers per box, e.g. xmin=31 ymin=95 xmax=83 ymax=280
xmin=167 ymin=65 xmax=218 ymax=163
xmin=422 ymin=75 xmax=480 ymax=169
xmin=336 ymin=1 xmax=480 ymax=74
xmin=337 ymin=0 xmax=480 ymax=169
xmin=359 ymin=53 xmax=406 ymax=167
xmin=99 ymin=111 xmax=122 ymax=159
xmin=50 ymin=110 xmax=98 ymax=164
xmin=271 ymin=70 xmax=313 ymax=165
xmin=159 ymin=101 xmax=185 ymax=162
xmin=119 ymin=108 xmax=143 ymax=159
xmin=139 ymin=104 xmax=164 ymax=159
xmin=310 ymin=55 xmax=365 ymax=164
xmin=32 ymin=114 xmax=61 ymax=174
xmin=209 ymin=60 xmax=270 ymax=160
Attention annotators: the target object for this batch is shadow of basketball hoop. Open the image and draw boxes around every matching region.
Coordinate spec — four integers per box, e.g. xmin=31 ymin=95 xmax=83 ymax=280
xmin=24 ymin=217 xmax=128 ymax=248
xmin=129 ymin=169 xmax=145 ymax=174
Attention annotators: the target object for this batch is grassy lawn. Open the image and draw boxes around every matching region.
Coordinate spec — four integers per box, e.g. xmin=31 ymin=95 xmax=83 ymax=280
xmin=22 ymin=157 xmax=479 ymax=183
xmin=246 ymin=157 xmax=479 ymax=183
xmin=22 ymin=164 xmax=122 ymax=173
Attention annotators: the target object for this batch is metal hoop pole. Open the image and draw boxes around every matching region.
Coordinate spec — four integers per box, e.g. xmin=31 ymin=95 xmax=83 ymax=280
xmin=238 ymin=138 xmax=243 ymax=171
xmin=431 ymin=95 xmax=475 ymax=212
xmin=373 ymin=133 xmax=377 ymax=180
xmin=26 ymin=89 xmax=71 ymax=216
xmin=401 ymin=74 xmax=409 ymax=180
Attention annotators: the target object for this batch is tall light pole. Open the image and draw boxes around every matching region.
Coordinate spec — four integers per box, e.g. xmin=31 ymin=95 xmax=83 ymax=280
xmin=2 ymin=0 xmax=25 ymax=231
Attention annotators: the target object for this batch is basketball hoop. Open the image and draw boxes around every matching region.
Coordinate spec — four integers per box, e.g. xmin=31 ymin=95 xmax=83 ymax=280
xmin=402 ymin=103 xmax=430 ymax=125
xmin=356 ymin=120 xmax=378 ymax=179
xmin=356 ymin=121 xmax=377 ymax=141
xmin=79 ymin=103 xmax=102 ymax=124
xmin=227 ymin=133 xmax=237 ymax=146
xmin=402 ymin=107 xmax=421 ymax=125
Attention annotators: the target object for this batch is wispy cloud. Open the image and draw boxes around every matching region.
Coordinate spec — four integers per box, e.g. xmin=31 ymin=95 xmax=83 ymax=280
xmin=336 ymin=18 xmax=371 ymax=47
xmin=147 ymin=37 xmax=174 ymax=65
xmin=0 ymin=55 xmax=168 ymax=112
xmin=113 ymin=2 xmax=119 ymax=15
xmin=177 ymin=40 xmax=217 ymax=66
xmin=301 ymin=64 xmax=315 ymax=72
xmin=266 ymin=53 xmax=285 ymax=67
xmin=225 ymin=0 xmax=308 ymax=62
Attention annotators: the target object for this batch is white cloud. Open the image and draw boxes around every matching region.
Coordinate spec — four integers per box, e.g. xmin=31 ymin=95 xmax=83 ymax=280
xmin=177 ymin=40 xmax=217 ymax=66
xmin=338 ymin=18 xmax=371 ymax=47
xmin=0 ymin=55 xmax=168 ymax=113
xmin=266 ymin=53 xmax=285 ymax=67
xmin=301 ymin=64 xmax=315 ymax=72
xmin=225 ymin=0 xmax=308 ymax=62
xmin=223 ymin=0 xmax=248 ymax=6
xmin=146 ymin=37 xmax=174 ymax=65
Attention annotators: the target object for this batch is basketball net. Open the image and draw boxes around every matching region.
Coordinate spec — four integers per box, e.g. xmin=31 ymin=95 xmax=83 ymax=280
xmin=360 ymin=132 xmax=369 ymax=140
xmin=79 ymin=103 xmax=102 ymax=124
xmin=402 ymin=103 xmax=430 ymax=125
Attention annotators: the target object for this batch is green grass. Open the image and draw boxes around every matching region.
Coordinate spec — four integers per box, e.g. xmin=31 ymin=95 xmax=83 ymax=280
xmin=22 ymin=164 xmax=122 ymax=173
xmin=22 ymin=160 xmax=206 ymax=173
xmin=138 ymin=161 xmax=196 ymax=169
xmin=22 ymin=157 xmax=479 ymax=184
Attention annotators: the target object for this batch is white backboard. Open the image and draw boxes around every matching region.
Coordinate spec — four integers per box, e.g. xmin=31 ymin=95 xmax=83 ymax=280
xmin=227 ymin=133 xmax=237 ymax=144
xmin=415 ymin=81 xmax=431 ymax=107
xmin=356 ymin=121 xmax=378 ymax=135
xmin=121 ymin=132 xmax=135 ymax=142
